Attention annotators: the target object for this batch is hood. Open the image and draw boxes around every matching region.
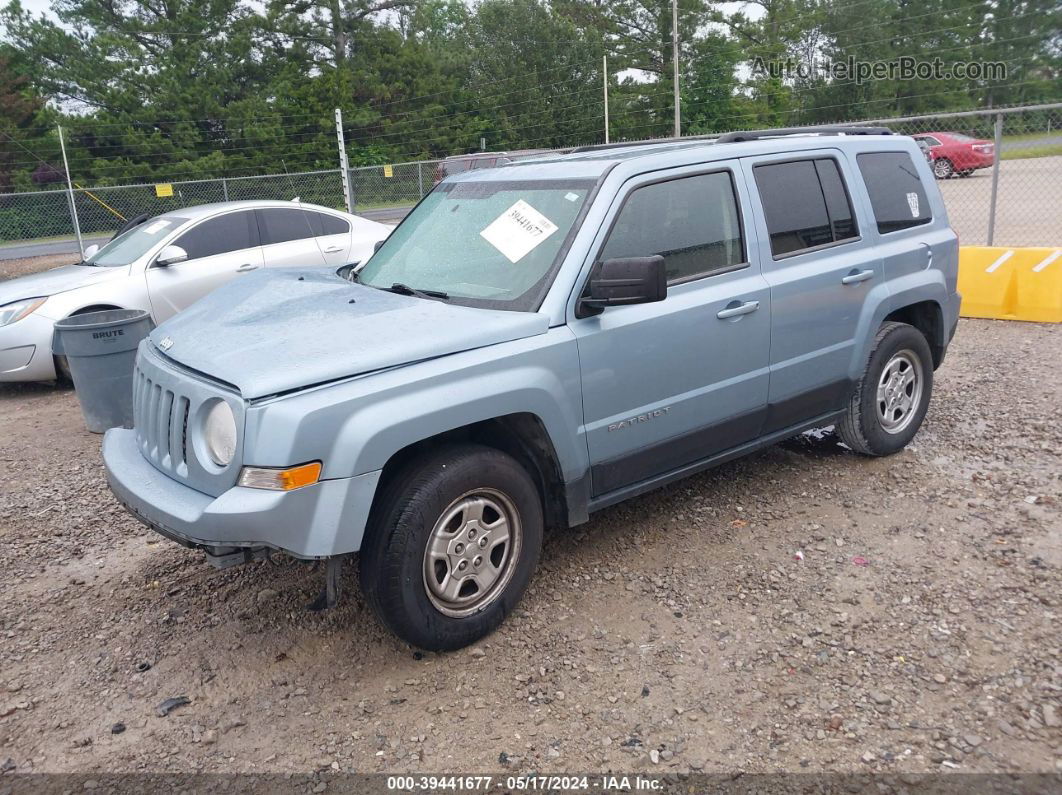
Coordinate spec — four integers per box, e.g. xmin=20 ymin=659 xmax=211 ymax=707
xmin=150 ymin=268 xmax=549 ymax=399
xmin=0 ymin=263 xmax=125 ymax=308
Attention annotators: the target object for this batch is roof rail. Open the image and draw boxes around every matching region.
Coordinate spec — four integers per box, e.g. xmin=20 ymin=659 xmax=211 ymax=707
xmin=568 ymin=134 xmax=716 ymax=154
xmin=714 ymin=125 xmax=893 ymax=143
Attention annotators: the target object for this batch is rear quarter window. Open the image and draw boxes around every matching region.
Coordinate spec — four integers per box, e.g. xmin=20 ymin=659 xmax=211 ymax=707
xmin=856 ymin=152 xmax=932 ymax=234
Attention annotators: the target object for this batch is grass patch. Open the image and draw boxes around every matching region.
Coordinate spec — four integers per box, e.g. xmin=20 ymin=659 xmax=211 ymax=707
xmin=1001 ymin=131 xmax=1061 ymax=145
xmin=353 ymin=199 xmax=418 ymax=212
xmin=1001 ymin=144 xmax=1062 ymax=160
xmin=0 ymin=232 xmax=110 ymax=249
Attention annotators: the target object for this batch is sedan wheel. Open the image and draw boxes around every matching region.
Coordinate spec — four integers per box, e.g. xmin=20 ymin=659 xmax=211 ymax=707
xmin=933 ymin=158 xmax=954 ymax=179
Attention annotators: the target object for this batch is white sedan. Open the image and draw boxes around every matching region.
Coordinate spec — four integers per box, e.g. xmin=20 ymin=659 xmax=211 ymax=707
xmin=0 ymin=200 xmax=391 ymax=382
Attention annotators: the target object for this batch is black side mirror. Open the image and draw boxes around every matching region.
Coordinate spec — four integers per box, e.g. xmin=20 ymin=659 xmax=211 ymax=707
xmin=579 ymin=256 xmax=667 ymax=315
xmin=336 ymin=263 xmax=359 ymax=282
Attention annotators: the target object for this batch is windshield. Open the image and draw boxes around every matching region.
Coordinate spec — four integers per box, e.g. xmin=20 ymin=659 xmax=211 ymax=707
xmin=357 ymin=179 xmax=595 ymax=310
xmin=86 ymin=216 xmax=188 ymax=266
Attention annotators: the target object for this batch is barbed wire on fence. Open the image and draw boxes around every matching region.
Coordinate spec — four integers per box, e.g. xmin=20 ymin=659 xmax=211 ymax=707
xmin=0 ymin=104 xmax=1058 ymax=252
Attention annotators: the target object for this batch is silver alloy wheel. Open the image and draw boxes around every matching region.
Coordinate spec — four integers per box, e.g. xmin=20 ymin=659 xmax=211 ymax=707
xmin=876 ymin=349 xmax=924 ymax=434
xmin=422 ymin=488 xmax=522 ymax=618
xmin=933 ymin=158 xmax=953 ymax=178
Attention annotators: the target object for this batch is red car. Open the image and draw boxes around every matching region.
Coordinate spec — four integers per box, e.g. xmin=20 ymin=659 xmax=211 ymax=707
xmin=912 ymin=132 xmax=995 ymax=179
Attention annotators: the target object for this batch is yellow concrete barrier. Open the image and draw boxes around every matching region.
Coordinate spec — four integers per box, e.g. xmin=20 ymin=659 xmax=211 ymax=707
xmin=959 ymin=246 xmax=1062 ymax=323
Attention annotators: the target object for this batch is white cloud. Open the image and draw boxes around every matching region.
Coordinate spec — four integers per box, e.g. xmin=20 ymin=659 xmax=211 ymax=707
xmin=16 ymin=0 xmax=58 ymax=19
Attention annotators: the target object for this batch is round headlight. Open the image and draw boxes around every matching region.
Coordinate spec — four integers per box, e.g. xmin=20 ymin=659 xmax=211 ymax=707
xmin=202 ymin=400 xmax=237 ymax=467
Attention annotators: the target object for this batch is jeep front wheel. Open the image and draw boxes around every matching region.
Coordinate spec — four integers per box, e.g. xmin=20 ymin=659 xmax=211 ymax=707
xmin=837 ymin=322 xmax=933 ymax=456
xmin=359 ymin=444 xmax=543 ymax=651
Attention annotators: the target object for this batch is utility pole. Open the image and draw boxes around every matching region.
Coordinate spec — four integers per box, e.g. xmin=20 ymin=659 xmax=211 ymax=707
xmin=57 ymin=124 xmax=84 ymax=258
xmin=335 ymin=108 xmax=353 ymax=213
xmin=672 ymin=0 xmax=681 ymax=138
xmin=603 ymin=55 xmax=610 ymax=144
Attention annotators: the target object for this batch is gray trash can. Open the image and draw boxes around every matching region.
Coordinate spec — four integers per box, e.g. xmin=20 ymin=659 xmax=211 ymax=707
xmin=53 ymin=309 xmax=154 ymax=433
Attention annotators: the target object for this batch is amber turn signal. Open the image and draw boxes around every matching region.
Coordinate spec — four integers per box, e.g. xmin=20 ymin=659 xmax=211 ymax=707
xmin=237 ymin=461 xmax=322 ymax=491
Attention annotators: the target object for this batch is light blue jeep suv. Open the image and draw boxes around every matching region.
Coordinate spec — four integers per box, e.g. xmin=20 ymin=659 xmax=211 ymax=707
xmin=103 ymin=127 xmax=960 ymax=650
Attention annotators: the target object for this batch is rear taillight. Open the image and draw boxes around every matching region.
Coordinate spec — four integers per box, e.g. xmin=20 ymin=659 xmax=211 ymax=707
xmin=973 ymin=144 xmax=993 ymax=153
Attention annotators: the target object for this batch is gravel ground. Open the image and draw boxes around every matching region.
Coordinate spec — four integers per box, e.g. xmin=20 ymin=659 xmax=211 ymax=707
xmin=0 ymin=253 xmax=80 ymax=281
xmin=0 ymin=316 xmax=1059 ymax=778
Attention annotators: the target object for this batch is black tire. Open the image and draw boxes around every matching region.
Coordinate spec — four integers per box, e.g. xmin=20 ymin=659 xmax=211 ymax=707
xmin=359 ymin=444 xmax=543 ymax=651
xmin=53 ymin=355 xmax=73 ymax=385
xmin=837 ymin=322 xmax=933 ymax=457
xmin=958 ymin=169 xmax=974 ymax=178
xmin=932 ymin=157 xmax=954 ymax=179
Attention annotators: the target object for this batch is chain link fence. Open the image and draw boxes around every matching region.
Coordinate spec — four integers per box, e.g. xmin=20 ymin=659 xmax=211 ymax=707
xmin=1 ymin=103 xmax=1058 ymax=257
xmin=0 ymin=169 xmax=350 ymax=247
xmin=858 ymin=105 xmax=1061 ymax=247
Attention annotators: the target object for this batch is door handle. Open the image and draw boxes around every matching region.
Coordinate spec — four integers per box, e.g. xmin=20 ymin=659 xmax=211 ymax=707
xmin=323 ymin=245 xmax=344 ymax=254
xmin=236 ymin=263 xmax=259 ymax=273
xmin=841 ymin=269 xmax=874 ymax=285
xmin=716 ymin=300 xmax=760 ymax=319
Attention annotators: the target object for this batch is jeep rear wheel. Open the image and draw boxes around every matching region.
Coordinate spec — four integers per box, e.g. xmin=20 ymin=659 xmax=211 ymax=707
xmin=837 ymin=322 xmax=933 ymax=456
xmin=359 ymin=444 xmax=543 ymax=651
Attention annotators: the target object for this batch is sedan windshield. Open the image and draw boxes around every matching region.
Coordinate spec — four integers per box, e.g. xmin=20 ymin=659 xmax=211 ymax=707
xmin=357 ymin=179 xmax=594 ymax=310
xmin=86 ymin=216 xmax=188 ymax=266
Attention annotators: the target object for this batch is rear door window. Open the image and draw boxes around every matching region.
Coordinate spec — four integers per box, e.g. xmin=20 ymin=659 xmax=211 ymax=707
xmin=173 ymin=211 xmax=258 ymax=260
xmin=753 ymin=158 xmax=859 ymax=257
xmin=599 ymin=170 xmax=746 ymax=283
xmin=856 ymin=152 xmax=932 ymax=234
xmin=317 ymin=213 xmax=349 ymax=236
xmin=257 ymin=208 xmax=318 ymax=245
xmin=305 ymin=211 xmax=350 ymax=236
xmin=815 ymin=160 xmax=858 ymax=242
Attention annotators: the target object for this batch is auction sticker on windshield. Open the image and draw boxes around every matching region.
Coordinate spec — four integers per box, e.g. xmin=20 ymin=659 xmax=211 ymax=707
xmin=143 ymin=220 xmax=172 ymax=235
xmin=480 ymin=200 xmax=558 ymax=263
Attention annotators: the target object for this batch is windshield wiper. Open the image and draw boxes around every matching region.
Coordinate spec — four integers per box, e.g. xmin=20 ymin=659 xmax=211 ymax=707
xmin=387 ymin=282 xmax=450 ymax=301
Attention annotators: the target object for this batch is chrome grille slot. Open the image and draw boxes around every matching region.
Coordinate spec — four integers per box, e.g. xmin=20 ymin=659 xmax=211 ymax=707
xmin=147 ymin=383 xmax=161 ymax=456
xmin=158 ymin=389 xmax=174 ymax=464
xmin=175 ymin=396 xmax=190 ymax=467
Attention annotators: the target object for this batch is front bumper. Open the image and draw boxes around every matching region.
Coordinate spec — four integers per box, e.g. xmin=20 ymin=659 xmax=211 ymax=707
xmin=0 ymin=311 xmax=57 ymax=382
xmin=102 ymin=428 xmax=381 ymax=559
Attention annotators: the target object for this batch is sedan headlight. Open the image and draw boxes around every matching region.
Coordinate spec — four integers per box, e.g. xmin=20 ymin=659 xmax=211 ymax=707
xmin=0 ymin=297 xmax=46 ymax=327
xmin=202 ymin=400 xmax=237 ymax=467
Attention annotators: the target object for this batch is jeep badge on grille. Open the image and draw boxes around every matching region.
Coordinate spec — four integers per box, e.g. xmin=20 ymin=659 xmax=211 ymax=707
xmin=159 ymin=337 xmax=174 ymax=351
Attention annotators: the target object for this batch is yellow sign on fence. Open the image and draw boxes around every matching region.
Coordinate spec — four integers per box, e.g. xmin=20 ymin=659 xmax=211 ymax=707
xmin=155 ymin=183 xmax=174 ymax=198
xmin=959 ymin=246 xmax=1061 ymax=323
xmin=383 ymin=165 xmax=393 ymax=178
